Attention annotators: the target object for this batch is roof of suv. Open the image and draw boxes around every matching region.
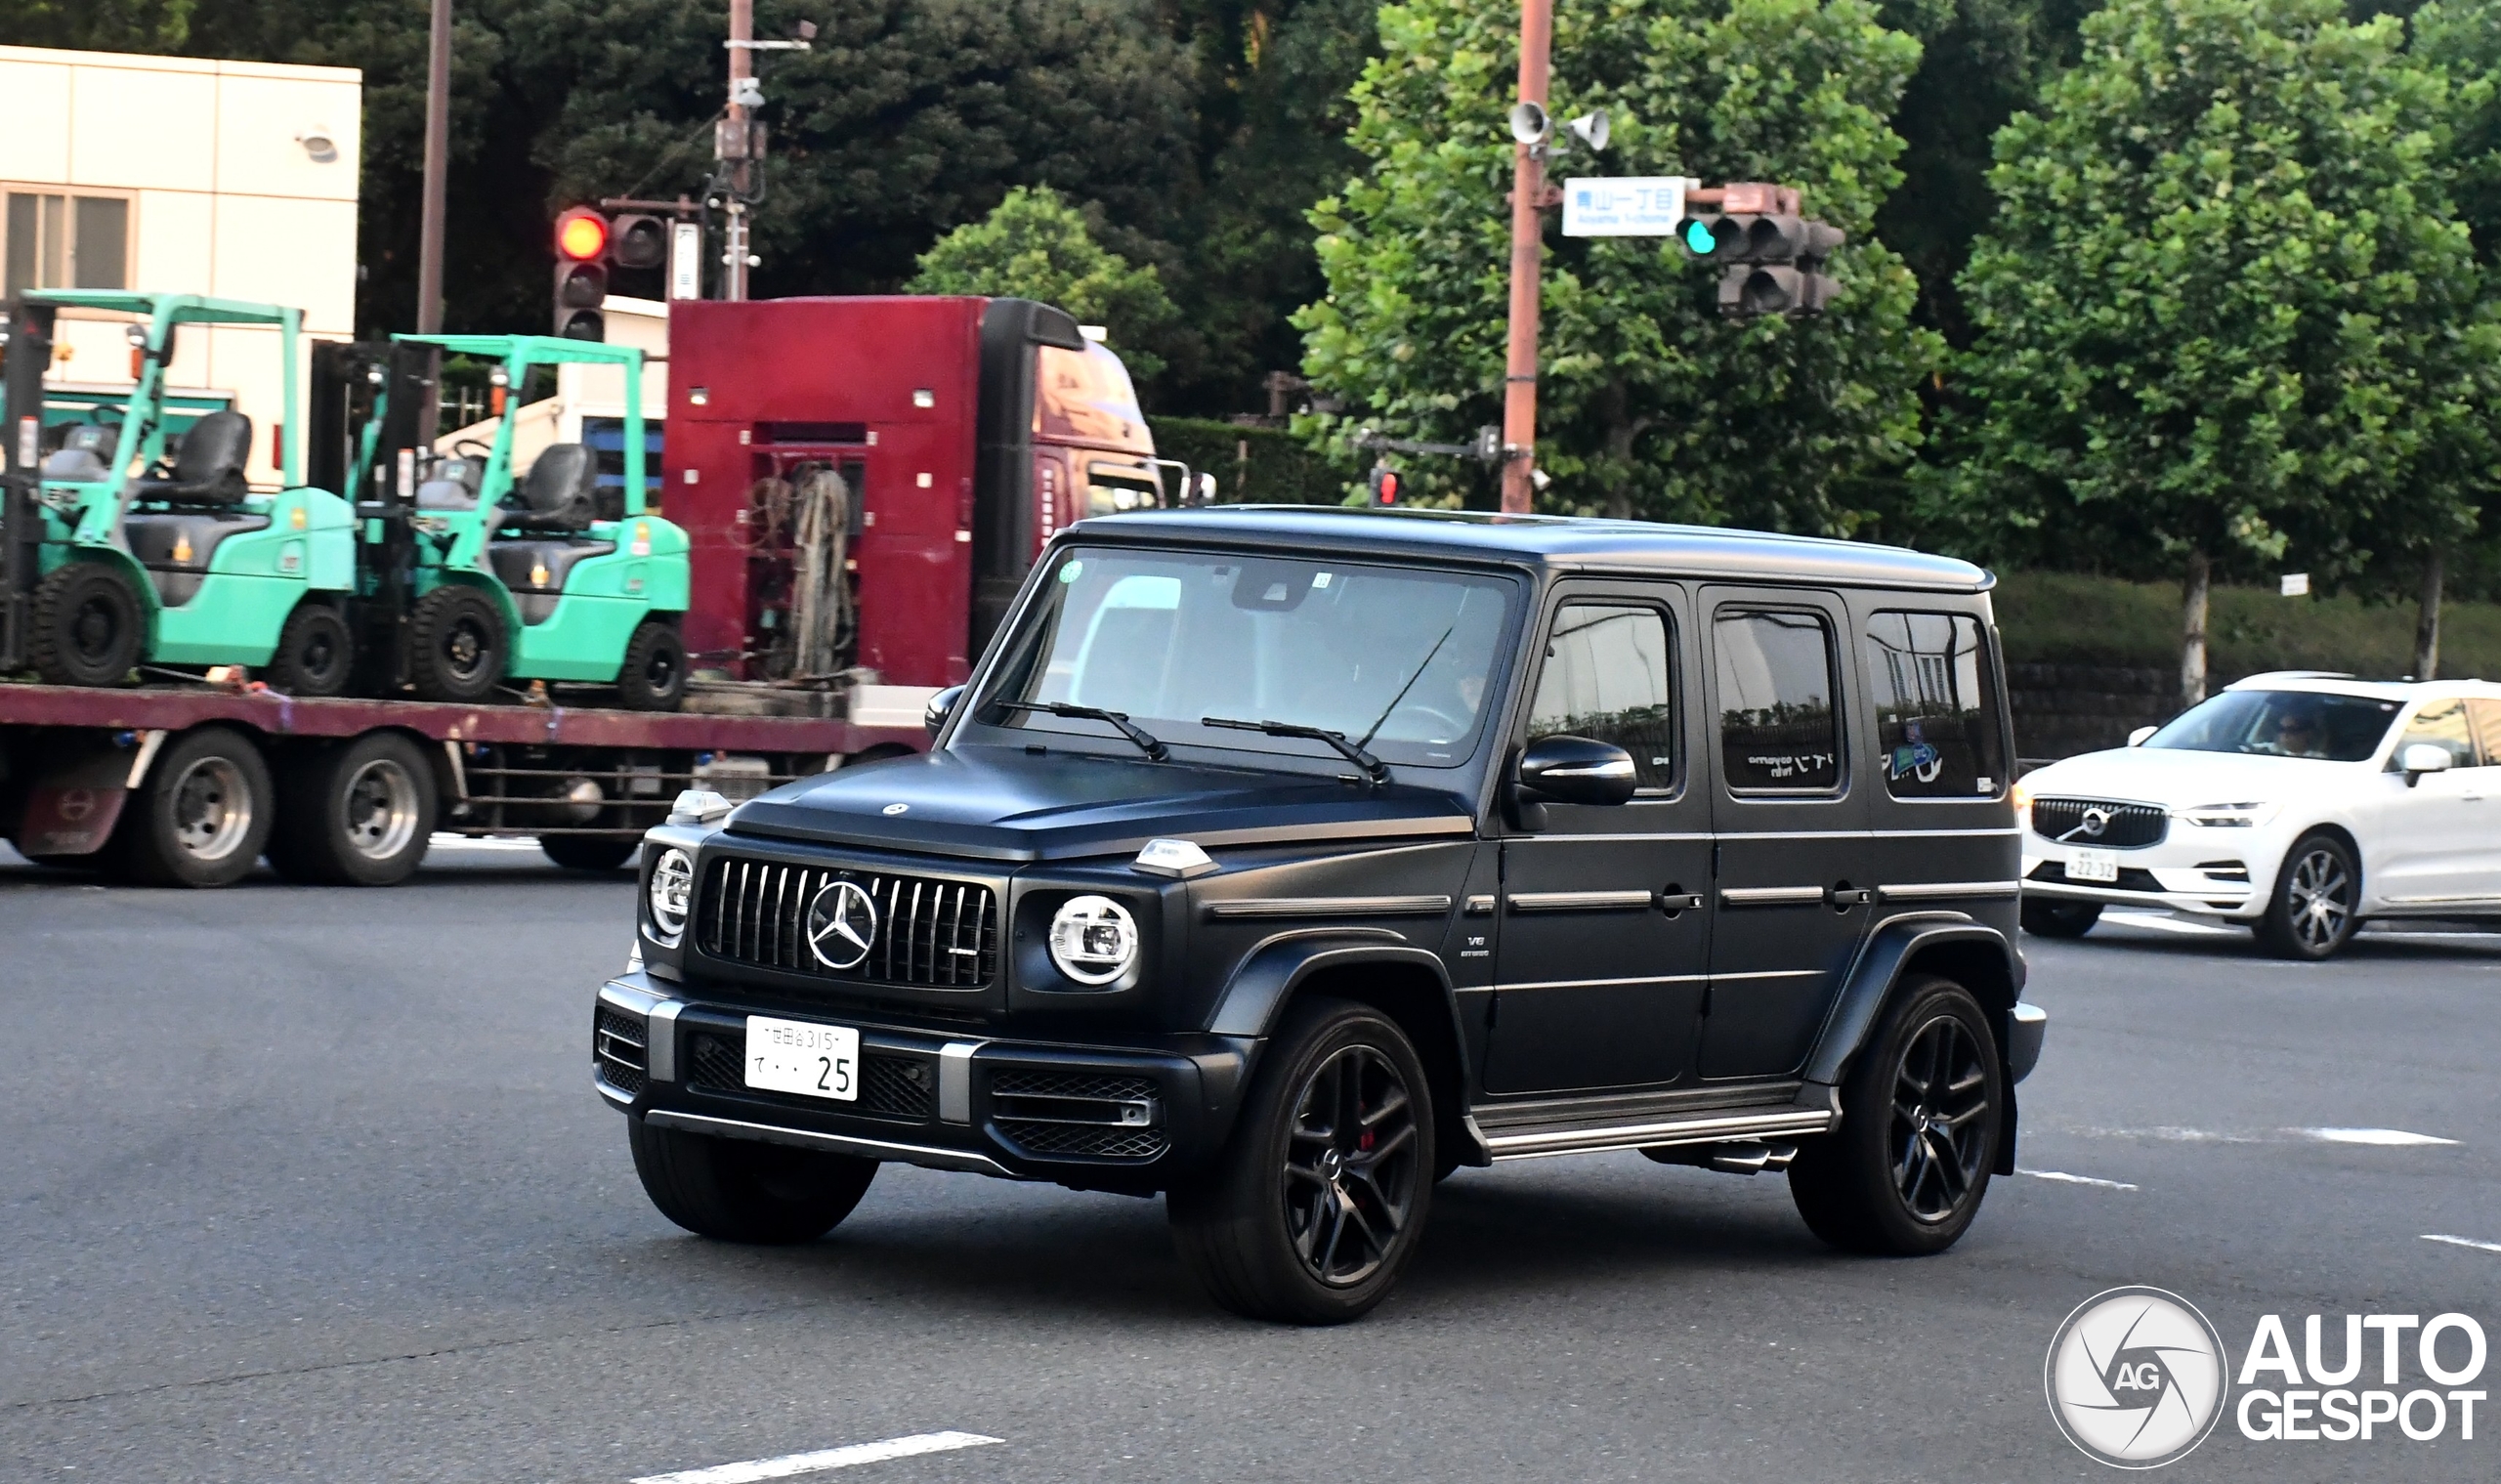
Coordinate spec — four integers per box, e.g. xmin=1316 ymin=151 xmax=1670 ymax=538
xmin=1076 ymin=505 xmax=1992 ymax=592
xmin=2224 ymin=672 xmax=2501 ymax=700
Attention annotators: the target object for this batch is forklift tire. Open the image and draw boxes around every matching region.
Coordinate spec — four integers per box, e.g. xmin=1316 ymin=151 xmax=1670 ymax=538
xmin=113 ymin=726 xmax=274 ymax=887
xmin=539 ymin=833 xmax=639 ymax=871
xmin=265 ymin=601 xmax=357 ymax=698
xmin=616 ymin=618 xmax=688 ymax=711
xmin=268 ymin=732 xmax=439 ymax=886
xmin=30 ymin=562 xmax=145 ymax=687
xmin=408 ymin=586 xmax=506 ymax=703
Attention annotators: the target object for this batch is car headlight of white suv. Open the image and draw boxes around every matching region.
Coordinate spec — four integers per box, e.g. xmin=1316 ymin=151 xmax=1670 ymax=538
xmin=2179 ymin=801 xmax=2281 ymax=828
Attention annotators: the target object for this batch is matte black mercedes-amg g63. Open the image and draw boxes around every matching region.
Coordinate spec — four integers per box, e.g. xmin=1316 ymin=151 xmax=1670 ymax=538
xmin=597 ymin=507 xmax=2048 ymax=1323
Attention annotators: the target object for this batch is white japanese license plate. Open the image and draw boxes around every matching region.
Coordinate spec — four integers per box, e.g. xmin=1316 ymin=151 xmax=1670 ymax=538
xmin=2067 ymin=848 xmax=2121 ymax=884
xmin=743 ymin=1015 xmax=860 ymax=1102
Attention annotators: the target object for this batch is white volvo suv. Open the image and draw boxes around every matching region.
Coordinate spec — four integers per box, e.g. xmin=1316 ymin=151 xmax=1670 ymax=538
xmin=2016 ymin=673 xmax=2501 ymax=958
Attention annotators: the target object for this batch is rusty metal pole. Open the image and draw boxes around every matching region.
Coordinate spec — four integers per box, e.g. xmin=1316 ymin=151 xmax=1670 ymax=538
xmin=722 ymin=0 xmax=754 ymax=302
xmin=1499 ymin=0 xmax=1553 ymax=515
xmin=415 ymin=0 xmax=451 ymax=335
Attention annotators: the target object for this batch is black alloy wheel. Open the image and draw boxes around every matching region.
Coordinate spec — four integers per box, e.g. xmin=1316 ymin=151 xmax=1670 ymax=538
xmin=1169 ymin=997 xmax=1434 ymax=1324
xmin=408 ymin=585 xmax=506 ymax=702
xmin=1789 ymin=975 xmax=2002 ymax=1255
xmin=29 ymin=562 xmax=145 ymax=687
xmin=2019 ymin=897 xmax=2102 ymax=939
xmin=2257 ymin=832 xmax=2359 ymax=960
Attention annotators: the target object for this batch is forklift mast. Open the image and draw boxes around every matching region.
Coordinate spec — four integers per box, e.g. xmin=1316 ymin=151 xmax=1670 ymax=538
xmin=309 ymin=340 xmax=437 ymax=688
xmin=0 ymin=301 xmax=59 ymax=670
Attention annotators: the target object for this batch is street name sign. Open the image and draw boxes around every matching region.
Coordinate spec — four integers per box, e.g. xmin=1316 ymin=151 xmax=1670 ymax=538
xmin=1561 ymin=177 xmax=1692 ymax=236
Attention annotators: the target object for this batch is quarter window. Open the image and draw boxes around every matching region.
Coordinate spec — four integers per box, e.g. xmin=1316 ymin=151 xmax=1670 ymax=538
xmin=1863 ymin=612 xmax=2007 ymax=798
xmin=2468 ymin=700 xmax=2501 ymax=767
xmin=2397 ymin=700 xmax=2480 ymax=769
xmin=1526 ymin=602 xmax=1677 ymax=792
xmin=1715 ymin=609 xmax=1842 ymax=791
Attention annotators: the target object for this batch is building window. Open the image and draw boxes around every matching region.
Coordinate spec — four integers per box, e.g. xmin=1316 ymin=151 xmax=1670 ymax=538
xmin=4 ymin=190 xmax=132 ymax=295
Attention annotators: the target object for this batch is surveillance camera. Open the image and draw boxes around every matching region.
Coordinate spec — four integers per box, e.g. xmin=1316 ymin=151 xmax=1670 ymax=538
xmin=1567 ymin=110 xmax=1610 ymax=152
xmin=1530 ymin=467 xmax=1551 ymax=491
xmin=1508 ymin=102 xmax=1551 ymax=146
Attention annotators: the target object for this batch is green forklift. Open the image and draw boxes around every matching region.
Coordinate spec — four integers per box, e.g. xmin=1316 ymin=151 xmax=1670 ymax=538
xmin=323 ymin=333 xmax=690 ymax=708
xmin=0 ymin=292 xmax=360 ymax=692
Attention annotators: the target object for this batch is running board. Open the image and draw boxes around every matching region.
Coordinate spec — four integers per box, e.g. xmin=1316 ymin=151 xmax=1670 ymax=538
xmin=1476 ymin=1105 xmax=1837 ymax=1163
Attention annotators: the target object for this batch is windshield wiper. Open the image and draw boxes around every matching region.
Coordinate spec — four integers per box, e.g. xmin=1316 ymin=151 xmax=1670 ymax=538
xmin=1202 ymin=716 xmax=1391 ymax=786
xmin=1016 ymin=700 xmax=1169 ymax=761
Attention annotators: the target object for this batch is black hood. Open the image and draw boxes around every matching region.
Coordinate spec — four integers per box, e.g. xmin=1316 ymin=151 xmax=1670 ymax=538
xmin=722 ymin=745 xmax=1476 ymax=863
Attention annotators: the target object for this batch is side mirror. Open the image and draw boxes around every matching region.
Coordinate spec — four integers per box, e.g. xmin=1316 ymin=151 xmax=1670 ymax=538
xmin=2398 ymin=742 xmax=2453 ymax=786
xmin=2127 ymin=726 xmax=2157 ymax=747
xmin=1515 ymin=735 xmax=1637 ymax=808
xmin=924 ymin=684 xmax=965 ymax=739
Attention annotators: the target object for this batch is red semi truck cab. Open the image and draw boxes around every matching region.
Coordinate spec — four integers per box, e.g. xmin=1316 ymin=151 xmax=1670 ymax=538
xmin=665 ymin=296 xmax=1168 ymax=688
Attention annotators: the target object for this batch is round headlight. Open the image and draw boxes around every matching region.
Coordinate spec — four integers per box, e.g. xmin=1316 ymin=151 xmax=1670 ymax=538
xmin=1047 ymin=894 xmax=1138 ymax=986
xmin=648 ymin=847 xmax=695 ymax=939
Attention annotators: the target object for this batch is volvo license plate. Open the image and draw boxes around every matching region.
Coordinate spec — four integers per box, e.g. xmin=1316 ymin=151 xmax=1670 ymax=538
xmin=743 ymin=1015 xmax=860 ymax=1101
xmin=2067 ymin=848 xmax=2120 ymax=883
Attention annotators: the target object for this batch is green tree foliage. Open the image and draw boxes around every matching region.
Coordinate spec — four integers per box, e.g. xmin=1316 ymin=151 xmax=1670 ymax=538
xmin=1948 ymin=0 xmax=2495 ymax=692
xmin=907 ymin=187 xmax=1181 ymax=379
xmin=1295 ymin=0 xmax=1941 ymax=531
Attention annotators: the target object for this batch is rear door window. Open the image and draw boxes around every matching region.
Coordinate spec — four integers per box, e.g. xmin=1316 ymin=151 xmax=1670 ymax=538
xmin=1862 ymin=612 xmax=2007 ymax=798
xmin=1714 ymin=608 xmax=1842 ymax=791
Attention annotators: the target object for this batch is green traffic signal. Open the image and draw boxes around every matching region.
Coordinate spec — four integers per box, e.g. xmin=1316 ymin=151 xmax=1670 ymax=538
xmin=1682 ymin=218 xmax=1717 ymax=254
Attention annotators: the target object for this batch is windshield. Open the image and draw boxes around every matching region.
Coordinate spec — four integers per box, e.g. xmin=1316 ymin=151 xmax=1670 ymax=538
xmin=971 ymin=546 xmax=1520 ymax=771
xmin=2143 ymin=690 xmax=2398 ymax=762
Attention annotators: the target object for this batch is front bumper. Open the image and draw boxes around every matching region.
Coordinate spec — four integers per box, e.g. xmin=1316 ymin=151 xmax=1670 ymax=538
xmin=2019 ymin=830 xmax=2271 ymax=919
xmin=593 ymin=974 xmax=1249 ymax=1189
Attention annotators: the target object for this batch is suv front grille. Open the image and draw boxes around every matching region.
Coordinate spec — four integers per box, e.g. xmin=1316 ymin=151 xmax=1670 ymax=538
xmin=697 ymin=856 xmax=997 ymax=989
xmin=685 ymin=1028 xmax=934 ymax=1122
xmin=2031 ymin=797 xmax=2168 ymax=849
xmin=594 ymin=1006 xmax=648 ymax=1095
xmin=990 ymin=1069 xmax=1167 ymax=1161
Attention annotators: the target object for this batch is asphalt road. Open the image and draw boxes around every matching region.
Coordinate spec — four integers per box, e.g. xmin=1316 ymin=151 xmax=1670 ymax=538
xmin=3 ymin=845 xmax=2496 ymax=1483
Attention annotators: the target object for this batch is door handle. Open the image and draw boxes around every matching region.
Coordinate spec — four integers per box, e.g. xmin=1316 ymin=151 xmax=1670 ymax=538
xmin=1826 ymin=884 xmax=1874 ymax=909
xmin=1657 ymin=889 xmax=1706 ymax=915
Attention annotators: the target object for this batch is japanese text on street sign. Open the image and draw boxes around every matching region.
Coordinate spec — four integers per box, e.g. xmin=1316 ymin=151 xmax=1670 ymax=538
xmin=1561 ymin=177 xmax=1693 ymax=237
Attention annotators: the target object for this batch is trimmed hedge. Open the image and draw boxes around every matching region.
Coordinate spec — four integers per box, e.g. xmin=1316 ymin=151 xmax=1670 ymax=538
xmin=1994 ymin=571 xmax=2500 ymax=681
xmin=1150 ymin=416 xmax=1353 ymax=506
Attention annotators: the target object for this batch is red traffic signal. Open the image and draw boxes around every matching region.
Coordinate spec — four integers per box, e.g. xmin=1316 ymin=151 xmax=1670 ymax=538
xmin=555 ymin=207 xmax=610 ymax=262
xmin=1368 ymin=464 xmax=1401 ymax=506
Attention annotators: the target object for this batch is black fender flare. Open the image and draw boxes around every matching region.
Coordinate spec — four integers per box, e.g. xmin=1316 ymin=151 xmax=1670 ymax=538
xmin=1205 ymin=928 xmax=1483 ymax=1162
xmin=1801 ymin=912 xmax=2027 ymax=1174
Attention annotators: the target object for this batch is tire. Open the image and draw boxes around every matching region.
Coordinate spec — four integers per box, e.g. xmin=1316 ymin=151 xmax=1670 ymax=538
xmin=616 ymin=618 xmax=687 ymax=711
xmin=627 ymin=1116 xmax=878 ymax=1244
xmin=1168 ymin=997 xmax=1434 ymax=1324
xmin=30 ymin=562 xmax=145 ymax=687
xmin=265 ymin=601 xmax=356 ymax=697
xmin=1788 ymin=975 xmax=2002 ymax=1256
xmin=267 ymin=732 xmax=438 ymax=886
xmin=539 ymin=833 xmax=638 ymax=871
xmin=2020 ymin=897 xmax=2102 ymax=939
xmin=407 ymin=585 xmax=506 ymax=702
xmin=2256 ymin=831 xmax=2360 ymax=960
xmin=113 ymin=726 xmax=275 ymax=887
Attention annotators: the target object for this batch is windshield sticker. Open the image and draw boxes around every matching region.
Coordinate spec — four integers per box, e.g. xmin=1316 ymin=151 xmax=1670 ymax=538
xmin=1313 ymin=572 xmax=1333 ymax=589
xmin=1059 ymin=560 xmax=1082 ymax=583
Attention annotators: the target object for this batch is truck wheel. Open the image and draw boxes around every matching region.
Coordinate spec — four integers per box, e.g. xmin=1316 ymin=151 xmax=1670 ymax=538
xmin=1168 ymin=997 xmax=1433 ymax=1324
xmin=30 ymin=563 xmax=145 ymax=687
xmin=265 ymin=601 xmax=356 ymax=697
xmin=114 ymin=726 xmax=274 ymax=887
xmin=616 ymin=618 xmax=687 ymax=710
xmin=627 ymin=1116 xmax=878 ymax=1243
xmin=2256 ymin=832 xmax=2360 ymax=960
xmin=2019 ymin=898 xmax=2101 ymax=938
xmin=408 ymin=586 xmax=505 ymax=702
xmin=268 ymin=732 xmax=438 ymax=886
xmin=1788 ymin=974 xmax=2002 ymax=1256
xmin=539 ymin=833 xmax=638 ymax=871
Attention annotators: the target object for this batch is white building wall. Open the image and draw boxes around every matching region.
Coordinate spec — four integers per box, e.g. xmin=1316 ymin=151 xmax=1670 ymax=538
xmin=0 ymin=45 xmax=360 ymax=487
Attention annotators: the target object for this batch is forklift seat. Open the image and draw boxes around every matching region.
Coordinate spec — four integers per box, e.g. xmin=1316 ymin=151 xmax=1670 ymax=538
xmin=43 ymin=424 xmax=118 ymax=482
xmin=498 ymin=444 xmax=598 ymax=532
xmin=137 ymin=411 xmax=253 ymax=508
xmin=487 ymin=538 xmax=616 ymax=624
xmin=123 ymin=510 xmax=273 ymax=607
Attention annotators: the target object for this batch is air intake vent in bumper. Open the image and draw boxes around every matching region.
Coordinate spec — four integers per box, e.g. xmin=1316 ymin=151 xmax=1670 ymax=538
xmin=990 ymin=1069 xmax=1167 ymax=1161
xmin=595 ymin=1006 xmax=648 ymax=1095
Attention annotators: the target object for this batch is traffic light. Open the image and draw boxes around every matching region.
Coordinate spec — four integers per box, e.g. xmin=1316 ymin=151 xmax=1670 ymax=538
xmin=1675 ymin=208 xmax=1846 ymax=319
xmin=1368 ymin=463 xmax=1402 ymax=507
xmin=610 ymin=213 xmax=668 ymax=272
xmin=552 ymin=207 xmax=611 ymax=340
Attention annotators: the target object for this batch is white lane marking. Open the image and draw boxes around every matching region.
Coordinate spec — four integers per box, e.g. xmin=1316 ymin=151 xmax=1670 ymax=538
xmin=2100 ymin=911 xmax=2239 ymax=937
xmin=2424 ymin=1234 xmax=2501 ymax=1254
xmin=425 ymin=833 xmax=545 ymax=851
xmin=2298 ymin=1126 xmax=2459 ymax=1147
xmin=2073 ymin=1125 xmax=2265 ymax=1143
xmin=2021 ymin=1169 xmax=2139 ymax=1191
xmin=631 ymin=1432 xmax=1003 ymax=1484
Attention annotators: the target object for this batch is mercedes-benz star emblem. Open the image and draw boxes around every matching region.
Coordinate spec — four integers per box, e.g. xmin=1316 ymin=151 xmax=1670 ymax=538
xmin=805 ymin=880 xmax=880 ymax=970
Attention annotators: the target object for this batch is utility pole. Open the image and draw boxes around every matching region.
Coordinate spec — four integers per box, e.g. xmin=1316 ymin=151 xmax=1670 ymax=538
xmin=1500 ymin=0 xmax=1554 ymax=515
xmin=719 ymin=0 xmax=756 ymax=302
xmin=415 ymin=0 xmax=451 ymax=334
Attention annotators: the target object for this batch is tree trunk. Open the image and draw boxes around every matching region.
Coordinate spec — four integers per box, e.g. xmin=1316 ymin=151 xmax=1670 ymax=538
xmin=2414 ymin=547 xmax=2444 ymax=682
xmin=2179 ymin=550 xmax=2211 ymax=708
xmin=1598 ymin=380 xmax=1641 ymax=521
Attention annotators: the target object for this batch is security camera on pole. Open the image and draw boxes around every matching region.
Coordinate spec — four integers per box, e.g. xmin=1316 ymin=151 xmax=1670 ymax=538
xmin=710 ymin=5 xmax=815 ymax=302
